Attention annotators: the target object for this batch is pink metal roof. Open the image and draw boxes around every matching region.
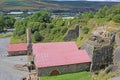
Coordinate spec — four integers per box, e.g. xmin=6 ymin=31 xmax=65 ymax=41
xmin=33 ymin=42 xmax=91 ymax=68
xmin=8 ymin=43 xmax=27 ymax=52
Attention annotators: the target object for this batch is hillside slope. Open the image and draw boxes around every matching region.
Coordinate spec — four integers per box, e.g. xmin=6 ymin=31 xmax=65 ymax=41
xmin=0 ymin=0 xmax=63 ymax=10
xmin=0 ymin=0 xmax=120 ymax=10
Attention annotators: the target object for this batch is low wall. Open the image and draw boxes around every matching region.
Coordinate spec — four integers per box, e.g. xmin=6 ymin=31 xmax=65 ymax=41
xmin=8 ymin=50 xmax=27 ymax=56
xmin=37 ymin=62 xmax=91 ymax=76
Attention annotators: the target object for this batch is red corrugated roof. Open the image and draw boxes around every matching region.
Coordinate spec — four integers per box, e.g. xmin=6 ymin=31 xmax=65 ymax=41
xmin=8 ymin=43 xmax=27 ymax=52
xmin=33 ymin=42 xmax=91 ymax=68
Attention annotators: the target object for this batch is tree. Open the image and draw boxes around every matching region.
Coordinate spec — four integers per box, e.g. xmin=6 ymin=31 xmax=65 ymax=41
xmin=95 ymin=5 xmax=108 ymax=18
xmin=4 ymin=16 xmax=15 ymax=28
xmin=13 ymin=20 xmax=26 ymax=36
xmin=39 ymin=23 xmax=47 ymax=30
xmin=27 ymin=22 xmax=40 ymax=33
xmin=111 ymin=4 xmax=120 ymax=15
xmin=34 ymin=31 xmax=43 ymax=41
xmin=29 ymin=11 xmax=51 ymax=23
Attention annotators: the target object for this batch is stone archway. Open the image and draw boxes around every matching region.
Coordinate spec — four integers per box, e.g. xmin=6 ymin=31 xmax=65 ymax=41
xmin=50 ymin=70 xmax=60 ymax=76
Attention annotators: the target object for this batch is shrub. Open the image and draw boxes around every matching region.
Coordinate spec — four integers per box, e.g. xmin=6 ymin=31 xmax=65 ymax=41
xmin=34 ymin=31 xmax=43 ymax=41
xmin=113 ymin=14 xmax=120 ymax=23
xmin=82 ymin=27 xmax=89 ymax=34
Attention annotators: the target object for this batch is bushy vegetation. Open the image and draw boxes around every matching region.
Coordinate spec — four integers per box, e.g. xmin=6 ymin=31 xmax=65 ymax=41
xmin=34 ymin=31 xmax=43 ymax=42
xmin=12 ymin=4 xmax=120 ymax=44
xmin=0 ymin=15 xmax=15 ymax=32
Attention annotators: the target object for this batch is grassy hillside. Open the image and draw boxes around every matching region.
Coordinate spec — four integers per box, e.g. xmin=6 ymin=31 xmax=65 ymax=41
xmin=44 ymin=1 xmax=120 ymax=8
xmin=0 ymin=0 xmax=120 ymax=10
xmin=0 ymin=0 xmax=62 ymax=10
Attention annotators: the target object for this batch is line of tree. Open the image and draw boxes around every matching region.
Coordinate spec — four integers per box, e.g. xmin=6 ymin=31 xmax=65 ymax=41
xmin=13 ymin=4 xmax=120 ymax=42
xmin=0 ymin=15 xmax=15 ymax=32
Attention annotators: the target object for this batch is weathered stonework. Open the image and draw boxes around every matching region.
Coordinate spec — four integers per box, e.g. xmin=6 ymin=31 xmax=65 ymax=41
xmin=113 ymin=46 xmax=120 ymax=65
xmin=91 ymin=45 xmax=113 ymax=71
xmin=64 ymin=25 xmax=80 ymax=41
xmin=115 ymin=33 xmax=120 ymax=45
xmin=8 ymin=50 xmax=27 ymax=56
xmin=82 ymin=34 xmax=114 ymax=71
xmin=81 ymin=42 xmax=94 ymax=58
xmin=37 ymin=62 xmax=90 ymax=76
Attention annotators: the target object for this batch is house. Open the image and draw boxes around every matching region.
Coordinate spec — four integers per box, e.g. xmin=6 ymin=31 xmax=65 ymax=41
xmin=7 ymin=43 xmax=27 ymax=56
xmin=7 ymin=42 xmax=91 ymax=76
xmin=33 ymin=42 xmax=91 ymax=76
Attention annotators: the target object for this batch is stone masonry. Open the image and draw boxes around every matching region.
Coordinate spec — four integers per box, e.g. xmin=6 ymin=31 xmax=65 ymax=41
xmin=81 ymin=33 xmax=115 ymax=72
xmin=64 ymin=25 xmax=80 ymax=41
xmin=8 ymin=51 xmax=27 ymax=56
xmin=37 ymin=62 xmax=90 ymax=76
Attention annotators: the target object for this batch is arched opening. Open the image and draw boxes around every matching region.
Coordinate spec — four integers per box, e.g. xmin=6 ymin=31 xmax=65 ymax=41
xmin=50 ymin=70 xmax=60 ymax=76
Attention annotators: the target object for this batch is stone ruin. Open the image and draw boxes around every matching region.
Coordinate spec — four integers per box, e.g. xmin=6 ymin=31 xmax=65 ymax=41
xmin=81 ymin=31 xmax=117 ymax=72
xmin=64 ymin=24 xmax=81 ymax=41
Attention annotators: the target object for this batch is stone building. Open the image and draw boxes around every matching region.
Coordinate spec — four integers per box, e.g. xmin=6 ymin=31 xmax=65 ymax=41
xmin=33 ymin=42 xmax=91 ymax=76
xmin=7 ymin=42 xmax=91 ymax=76
xmin=7 ymin=43 xmax=27 ymax=56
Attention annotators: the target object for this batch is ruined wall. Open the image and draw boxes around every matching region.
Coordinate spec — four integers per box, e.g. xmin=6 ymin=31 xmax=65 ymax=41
xmin=81 ymin=41 xmax=94 ymax=58
xmin=37 ymin=62 xmax=90 ymax=76
xmin=64 ymin=25 xmax=80 ymax=41
xmin=115 ymin=33 xmax=120 ymax=45
xmin=91 ymin=45 xmax=113 ymax=71
xmin=113 ymin=47 xmax=120 ymax=65
xmin=81 ymin=34 xmax=114 ymax=72
xmin=8 ymin=50 xmax=27 ymax=56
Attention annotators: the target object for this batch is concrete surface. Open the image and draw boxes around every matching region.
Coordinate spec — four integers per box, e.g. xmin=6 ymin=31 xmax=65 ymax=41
xmin=0 ymin=37 xmax=28 ymax=80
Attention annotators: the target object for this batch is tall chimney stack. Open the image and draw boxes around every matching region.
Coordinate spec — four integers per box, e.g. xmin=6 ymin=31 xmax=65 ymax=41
xmin=27 ymin=28 xmax=32 ymax=55
xmin=26 ymin=28 xmax=34 ymax=64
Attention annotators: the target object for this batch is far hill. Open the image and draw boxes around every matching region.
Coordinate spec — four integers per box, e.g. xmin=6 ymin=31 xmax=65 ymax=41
xmin=43 ymin=1 xmax=120 ymax=8
xmin=0 ymin=0 xmax=120 ymax=10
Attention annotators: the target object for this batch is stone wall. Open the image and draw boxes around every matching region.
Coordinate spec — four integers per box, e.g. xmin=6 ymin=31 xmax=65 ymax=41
xmin=37 ymin=62 xmax=90 ymax=76
xmin=81 ymin=41 xmax=94 ymax=58
xmin=64 ymin=25 xmax=80 ymax=41
xmin=113 ymin=47 xmax=120 ymax=65
xmin=81 ymin=34 xmax=114 ymax=72
xmin=115 ymin=34 xmax=120 ymax=45
xmin=91 ymin=45 xmax=113 ymax=71
xmin=8 ymin=50 xmax=27 ymax=56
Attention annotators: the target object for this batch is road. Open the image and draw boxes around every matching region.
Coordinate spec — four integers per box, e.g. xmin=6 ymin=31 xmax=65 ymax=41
xmin=0 ymin=37 xmax=28 ymax=80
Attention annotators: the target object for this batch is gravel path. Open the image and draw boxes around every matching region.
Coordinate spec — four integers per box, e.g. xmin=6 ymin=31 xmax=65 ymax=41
xmin=0 ymin=37 xmax=28 ymax=80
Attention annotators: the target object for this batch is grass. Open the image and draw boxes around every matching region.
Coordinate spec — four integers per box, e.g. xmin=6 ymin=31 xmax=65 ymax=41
xmin=40 ymin=71 xmax=93 ymax=80
xmin=0 ymin=33 xmax=12 ymax=38
xmin=10 ymin=35 xmax=26 ymax=44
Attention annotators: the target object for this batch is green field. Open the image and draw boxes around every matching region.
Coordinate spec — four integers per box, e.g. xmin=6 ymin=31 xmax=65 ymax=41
xmin=40 ymin=71 xmax=93 ymax=80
